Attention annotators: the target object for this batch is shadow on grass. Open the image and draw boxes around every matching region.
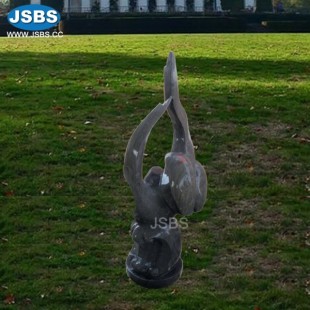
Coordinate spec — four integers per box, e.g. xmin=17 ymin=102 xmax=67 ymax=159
xmin=1 ymin=52 xmax=310 ymax=81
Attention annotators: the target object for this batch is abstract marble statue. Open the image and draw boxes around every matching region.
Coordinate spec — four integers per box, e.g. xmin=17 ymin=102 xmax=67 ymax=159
xmin=124 ymin=52 xmax=207 ymax=288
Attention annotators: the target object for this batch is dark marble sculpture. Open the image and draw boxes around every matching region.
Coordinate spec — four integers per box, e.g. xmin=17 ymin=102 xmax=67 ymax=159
xmin=124 ymin=52 xmax=207 ymax=288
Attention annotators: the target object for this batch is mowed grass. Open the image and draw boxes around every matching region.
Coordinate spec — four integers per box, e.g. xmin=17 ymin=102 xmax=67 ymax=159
xmin=0 ymin=34 xmax=309 ymax=309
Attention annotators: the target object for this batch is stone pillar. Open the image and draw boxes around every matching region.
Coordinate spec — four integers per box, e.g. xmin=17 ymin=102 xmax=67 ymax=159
xmin=157 ymin=0 xmax=167 ymax=12
xmin=81 ymin=0 xmax=90 ymax=12
xmin=214 ymin=0 xmax=222 ymax=11
xmin=119 ymin=0 xmax=129 ymax=12
xmin=244 ymin=0 xmax=256 ymax=12
xmin=100 ymin=0 xmax=110 ymax=12
xmin=175 ymin=0 xmax=185 ymax=12
xmin=63 ymin=0 xmax=68 ymax=12
xmin=194 ymin=0 xmax=203 ymax=12
xmin=138 ymin=0 xmax=148 ymax=12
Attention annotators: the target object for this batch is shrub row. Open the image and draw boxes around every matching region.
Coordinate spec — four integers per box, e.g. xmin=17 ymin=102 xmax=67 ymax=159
xmin=262 ymin=20 xmax=310 ymax=32
xmin=221 ymin=0 xmax=273 ymax=12
xmin=60 ymin=16 xmax=247 ymax=34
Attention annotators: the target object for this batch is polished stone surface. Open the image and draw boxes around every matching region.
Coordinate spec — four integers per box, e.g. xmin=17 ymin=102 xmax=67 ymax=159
xmin=124 ymin=52 xmax=207 ymax=288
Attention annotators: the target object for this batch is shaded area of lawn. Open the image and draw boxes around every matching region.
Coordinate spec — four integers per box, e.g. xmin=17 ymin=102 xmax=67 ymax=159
xmin=0 ymin=34 xmax=309 ymax=309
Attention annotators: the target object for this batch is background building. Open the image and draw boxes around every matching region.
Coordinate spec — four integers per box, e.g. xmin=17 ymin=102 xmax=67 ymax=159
xmin=5 ymin=0 xmax=310 ymax=13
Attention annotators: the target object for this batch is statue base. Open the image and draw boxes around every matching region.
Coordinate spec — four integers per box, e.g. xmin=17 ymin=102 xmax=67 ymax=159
xmin=126 ymin=257 xmax=183 ymax=289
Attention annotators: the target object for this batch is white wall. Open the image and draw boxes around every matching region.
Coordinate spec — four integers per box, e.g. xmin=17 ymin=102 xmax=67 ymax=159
xmin=63 ymin=0 xmax=68 ymax=12
xmin=137 ymin=0 xmax=148 ymax=12
xmin=175 ymin=0 xmax=185 ymax=12
xmin=119 ymin=0 xmax=129 ymax=12
xmin=157 ymin=0 xmax=166 ymax=12
xmin=214 ymin=0 xmax=222 ymax=11
xmin=81 ymin=0 xmax=91 ymax=12
xmin=31 ymin=0 xmax=41 ymax=4
xmin=100 ymin=0 xmax=110 ymax=12
xmin=194 ymin=0 xmax=203 ymax=12
xmin=244 ymin=0 xmax=256 ymax=11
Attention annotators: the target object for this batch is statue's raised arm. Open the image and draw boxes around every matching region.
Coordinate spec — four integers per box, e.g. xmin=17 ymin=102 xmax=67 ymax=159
xmin=124 ymin=97 xmax=172 ymax=192
xmin=163 ymin=52 xmax=207 ymax=215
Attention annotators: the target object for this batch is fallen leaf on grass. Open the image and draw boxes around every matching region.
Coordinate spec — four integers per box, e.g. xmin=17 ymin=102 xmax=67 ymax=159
xmin=22 ymin=298 xmax=32 ymax=305
xmin=97 ymin=78 xmax=105 ymax=85
xmin=55 ymin=287 xmax=63 ymax=293
xmin=4 ymin=294 xmax=15 ymax=305
xmin=245 ymin=220 xmax=254 ymax=228
xmin=296 ymin=137 xmax=310 ymax=144
xmin=291 ymin=134 xmax=310 ymax=144
xmin=90 ymin=88 xmax=113 ymax=99
xmin=245 ymin=268 xmax=254 ymax=276
xmin=247 ymin=165 xmax=254 ymax=173
xmin=4 ymin=191 xmax=14 ymax=197
xmin=192 ymin=247 xmax=199 ymax=254
xmin=55 ymin=183 xmax=64 ymax=190
xmin=52 ymin=106 xmax=64 ymax=112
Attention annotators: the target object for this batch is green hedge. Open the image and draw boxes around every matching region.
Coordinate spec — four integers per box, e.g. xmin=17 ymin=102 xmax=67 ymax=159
xmin=262 ymin=20 xmax=310 ymax=32
xmin=60 ymin=17 xmax=247 ymax=34
xmin=256 ymin=0 xmax=273 ymax=12
xmin=41 ymin=0 xmax=64 ymax=12
xmin=221 ymin=0 xmax=244 ymax=12
xmin=10 ymin=0 xmax=30 ymax=9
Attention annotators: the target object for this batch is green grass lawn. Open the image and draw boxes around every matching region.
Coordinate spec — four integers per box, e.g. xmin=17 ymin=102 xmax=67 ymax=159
xmin=0 ymin=34 xmax=309 ymax=309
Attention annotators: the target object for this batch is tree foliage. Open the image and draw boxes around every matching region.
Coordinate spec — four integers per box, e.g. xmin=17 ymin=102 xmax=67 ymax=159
xmin=167 ymin=0 xmax=175 ymax=12
xmin=221 ymin=0 xmax=244 ymax=12
xmin=129 ymin=0 xmax=137 ymax=12
xmin=10 ymin=0 xmax=30 ymax=9
xmin=280 ymin=0 xmax=310 ymax=8
xmin=148 ymin=0 xmax=156 ymax=12
xmin=186 ymin=0 xmax=194 ymax=12
xmin=256 ymin=0 xmax=273 ymax=11
xmin=0 ymin=0 xmax=9 ymax=7
xmin=41 ymin=0 xmax=64 ymax=12
xmin=110 ymin=0 xmax=119 ymax=12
